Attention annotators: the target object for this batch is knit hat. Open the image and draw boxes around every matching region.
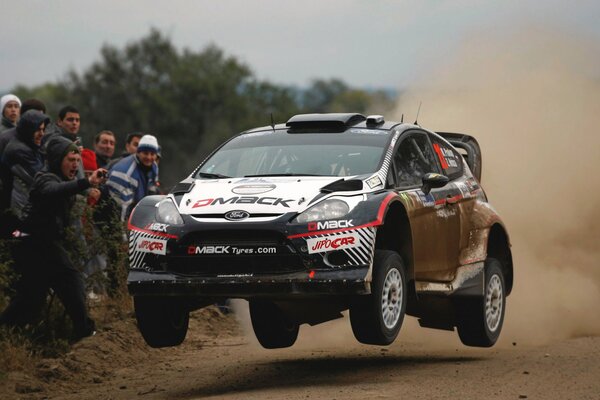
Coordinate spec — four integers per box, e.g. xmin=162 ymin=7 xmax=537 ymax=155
xmin=137 ymin=134 xmax=159 ymax=153
xmin=1 ymin=94 xmax=21 ymax=113
xmin=81 ymin=148 xmax=98 ymax=172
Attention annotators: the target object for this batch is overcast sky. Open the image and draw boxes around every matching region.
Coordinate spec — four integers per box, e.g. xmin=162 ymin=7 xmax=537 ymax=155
xmin=2 ymin=0 xmax=599 ymax=91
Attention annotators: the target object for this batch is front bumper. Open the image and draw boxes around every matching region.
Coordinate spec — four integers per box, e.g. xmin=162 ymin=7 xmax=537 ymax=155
xmin=127 ymin=267 xmax=371 ymax=298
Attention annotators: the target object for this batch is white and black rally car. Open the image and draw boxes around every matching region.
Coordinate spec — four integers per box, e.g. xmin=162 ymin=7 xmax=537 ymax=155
xmin=128 ymin=113 xmax=513 ymax=349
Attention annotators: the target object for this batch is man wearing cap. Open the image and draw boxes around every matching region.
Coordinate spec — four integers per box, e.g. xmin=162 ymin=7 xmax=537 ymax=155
xmin=2 ymin=110 xmax=49 ymax=217
xmin=0 ymin=136 xmax=107 ymax=341
xmin=0 ymin=94 xmax=21 ymax=133
xmin=107 ymin=134 xmax=159 ymax=221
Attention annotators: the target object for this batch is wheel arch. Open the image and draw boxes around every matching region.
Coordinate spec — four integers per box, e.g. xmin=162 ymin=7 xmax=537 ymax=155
xmin=375 ymin=200 xmax=414 ymax=280
xmin=487 ymin=223 xmax=513 ymax=295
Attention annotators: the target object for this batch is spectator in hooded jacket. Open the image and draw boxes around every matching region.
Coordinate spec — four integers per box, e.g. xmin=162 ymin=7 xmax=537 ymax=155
xmin=0 ymin=136 xmax=106 ymax=341
xmin=107 ymin=134 xmax=159 ymax=221
xmin=0 ymin=99 xmax=47 ymax=223
xmin=0 ymin=94 xmax=21 ymax=133
xmin=3 ymin=110 xmax=49 ymax=218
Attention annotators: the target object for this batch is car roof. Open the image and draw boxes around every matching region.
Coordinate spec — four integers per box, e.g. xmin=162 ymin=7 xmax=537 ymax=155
xmin=244 ymin=113 xmax=412 ymax=135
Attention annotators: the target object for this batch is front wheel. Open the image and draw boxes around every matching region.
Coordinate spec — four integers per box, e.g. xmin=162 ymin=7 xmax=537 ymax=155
xmin=134 ymin=296 xmax=190 ymax=348
xmin=350 ymin=250 xmax=407 ymax=345
xmin=456 ymin=258 xmax=506 ymax=347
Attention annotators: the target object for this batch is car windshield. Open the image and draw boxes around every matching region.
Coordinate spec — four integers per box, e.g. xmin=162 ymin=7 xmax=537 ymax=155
xmin=195 ymin=129 xmax=391 ymax=178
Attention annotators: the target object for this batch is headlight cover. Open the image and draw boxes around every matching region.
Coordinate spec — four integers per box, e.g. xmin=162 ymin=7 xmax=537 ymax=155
xmin=294 ymin=199 xmax=349 ymax=224
xmin=155 ymin=199 xmax=184 ymax=225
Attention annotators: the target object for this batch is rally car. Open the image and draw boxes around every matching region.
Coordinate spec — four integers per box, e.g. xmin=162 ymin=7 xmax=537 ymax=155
xmin=127 ymin=113 xmax=513 ymax=349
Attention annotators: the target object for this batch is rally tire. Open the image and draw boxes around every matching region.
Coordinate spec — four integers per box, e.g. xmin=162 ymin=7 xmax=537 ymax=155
xmin=250 ymin=299 xmax=299 ymax=349
xmin=134 ymin=296 xmax=190 ymax=348
xmin=456 ymin=258 xmax=506 ymax=347
xmin=350 ymin=250 xmax=407 ymax=345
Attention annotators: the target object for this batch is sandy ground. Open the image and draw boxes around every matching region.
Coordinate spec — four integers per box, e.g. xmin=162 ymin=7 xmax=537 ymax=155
xmin=2 ymin=303 xmax=599 ymax=400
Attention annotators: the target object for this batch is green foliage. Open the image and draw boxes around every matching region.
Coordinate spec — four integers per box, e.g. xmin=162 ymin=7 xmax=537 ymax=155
xmin=0 ymin=239 xmax=18 ymax=311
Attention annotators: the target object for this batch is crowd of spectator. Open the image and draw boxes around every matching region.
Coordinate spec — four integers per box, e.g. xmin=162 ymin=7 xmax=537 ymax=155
xmin=0 ymin=93 xmax=163 ymax=342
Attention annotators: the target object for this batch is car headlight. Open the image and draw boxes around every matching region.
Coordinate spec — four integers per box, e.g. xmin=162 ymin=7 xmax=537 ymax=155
xmin=155 ymin=199 xmax=183 ymax=225
xmin=294 ymin=199 xmax=349 ymax=224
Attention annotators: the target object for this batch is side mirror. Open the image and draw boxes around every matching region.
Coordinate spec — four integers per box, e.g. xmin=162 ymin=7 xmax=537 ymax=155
xmin=421 ymin=173 xmax=449 ymax=194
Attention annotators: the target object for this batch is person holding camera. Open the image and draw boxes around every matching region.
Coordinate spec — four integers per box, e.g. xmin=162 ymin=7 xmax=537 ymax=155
xmin=0 ymin=136 xmax=107 ymax=341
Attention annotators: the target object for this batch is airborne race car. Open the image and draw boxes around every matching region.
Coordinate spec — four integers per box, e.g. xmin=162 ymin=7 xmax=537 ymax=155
xmin=128 ymin=113 xmax=513 ymax=349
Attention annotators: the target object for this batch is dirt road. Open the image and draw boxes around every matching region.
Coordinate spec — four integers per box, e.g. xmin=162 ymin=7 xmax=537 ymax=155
xmin=4 ymin=304 xmax=599 ymax=400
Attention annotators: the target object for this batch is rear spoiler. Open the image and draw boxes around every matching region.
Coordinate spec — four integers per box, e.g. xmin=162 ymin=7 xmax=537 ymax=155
xmin=436 ymin=132 xmax=482 ymax=182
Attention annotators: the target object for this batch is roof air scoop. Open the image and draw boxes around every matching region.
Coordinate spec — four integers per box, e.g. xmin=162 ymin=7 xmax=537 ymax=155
xmin=286 ymin=113 xmax=366 ymax=133
xmin=366 ymin=115 xmax=385 ymax=126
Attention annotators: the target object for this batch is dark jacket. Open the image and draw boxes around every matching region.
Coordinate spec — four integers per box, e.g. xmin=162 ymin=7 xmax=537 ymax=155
xmin=0 ymin=116 xmax=15 ymax=133
xmin=21 ymin=137 xmax=90 ymax=238
xmin=3 ymin=111 xmax=49 ymax=216
xmin=95 ymin=152 xmax=111 ymax=169
xmin=0 ymin=127 xmax=17 ymax=210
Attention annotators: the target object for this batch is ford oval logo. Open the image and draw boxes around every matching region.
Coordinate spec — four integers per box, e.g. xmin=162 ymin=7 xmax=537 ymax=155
xmin=224 ymin=210 xmax=250 ymax=221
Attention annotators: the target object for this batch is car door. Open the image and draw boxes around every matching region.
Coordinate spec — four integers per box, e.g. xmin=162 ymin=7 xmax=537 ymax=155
xmin=427 ymin=133 xmax=468 ymax=279
xmin=392 ymin=130 xmax=461 ymax=281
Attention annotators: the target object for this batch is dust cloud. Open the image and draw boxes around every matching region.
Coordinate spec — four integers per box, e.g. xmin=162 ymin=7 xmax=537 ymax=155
xmin=392 ymin=25 xmax=600 ymax=345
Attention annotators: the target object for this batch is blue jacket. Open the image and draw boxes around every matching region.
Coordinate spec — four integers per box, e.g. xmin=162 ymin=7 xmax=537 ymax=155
xmin=107 ymin=154 xmax=159 ymax=221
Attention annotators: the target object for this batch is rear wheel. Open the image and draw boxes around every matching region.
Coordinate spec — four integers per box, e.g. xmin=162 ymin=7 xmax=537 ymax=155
xmin=350 ymin=250 xmax=407 ymax=345
xmin=134 ymin=296 xmax=190 ymax=348
xmin=250 ymin=299 xmax=299 ymax=349
xmin=456 ymin=258 xmax=505 ymax=347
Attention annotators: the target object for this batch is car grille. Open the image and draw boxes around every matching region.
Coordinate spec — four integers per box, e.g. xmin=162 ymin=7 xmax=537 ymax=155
xmin=167 ymin=229 xmax=305 ymax=276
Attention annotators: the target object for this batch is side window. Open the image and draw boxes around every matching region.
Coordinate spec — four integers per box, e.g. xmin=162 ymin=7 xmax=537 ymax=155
xmin=429 ymin=137 xmax=464 ymax=180
xmin=393 ymin=133 xmax=438 ymax=188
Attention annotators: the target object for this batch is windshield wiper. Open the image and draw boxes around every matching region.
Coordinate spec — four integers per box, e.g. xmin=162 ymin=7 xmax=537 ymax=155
xmin=197 ymin=172 xmax=231 ymax=179
xmin=244 ymin=173 xmax=322 ymax=177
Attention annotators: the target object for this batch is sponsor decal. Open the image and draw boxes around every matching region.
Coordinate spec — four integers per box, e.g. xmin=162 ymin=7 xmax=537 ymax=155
xmin=366 ymin=175 xmax=383 ymax=189
xmin=217 ymin=273 xmax=254 ymax=278
xmin=308 ymin=220 xmax=354 ymax=231
xmin=418 ymin=191 xmax=435 ymax=207
xmin=192 ymin=196 xmax=294 ymax=208
xmin=231 ymin=184 xmax=276 ymax=195
xmin=146 ymin=222 xmax=169 ymax=232
xmin=136 ymin=238 xmax=167 ymax=255
xmin=224 ymin=210 xmax=250 ymax=221
xmin=433 ymin=143 xmax=459 ymax=169
xmin=187 ymin=245 xmax=277 ymax=255
xmin=306 ymin=232 xmax=360 ymax=254
xmin=465 ymin=177 xmax=480 ymax=193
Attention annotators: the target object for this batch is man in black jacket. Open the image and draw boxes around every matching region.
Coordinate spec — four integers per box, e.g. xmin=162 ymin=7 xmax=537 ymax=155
xmin=0 ymin=137 xmax=107 ymax=341
xmin=3 ymin=110 xmax=49 ymax=217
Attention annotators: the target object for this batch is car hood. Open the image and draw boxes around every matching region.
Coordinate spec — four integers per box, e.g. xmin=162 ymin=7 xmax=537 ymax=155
xmin=178 ymin=176 xmax=347 ymax=215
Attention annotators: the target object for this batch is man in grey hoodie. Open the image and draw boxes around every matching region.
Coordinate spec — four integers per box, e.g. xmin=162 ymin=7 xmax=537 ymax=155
xmin=0 ymin=136 xmax=107 ymax=341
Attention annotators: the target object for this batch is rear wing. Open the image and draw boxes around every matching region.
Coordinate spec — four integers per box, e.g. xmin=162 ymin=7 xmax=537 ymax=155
xmin=436 ymin=132 xmax=482 ymax=182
